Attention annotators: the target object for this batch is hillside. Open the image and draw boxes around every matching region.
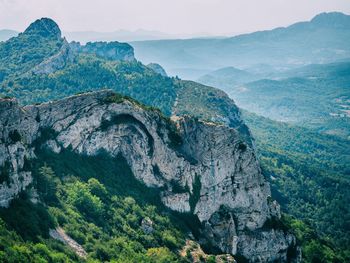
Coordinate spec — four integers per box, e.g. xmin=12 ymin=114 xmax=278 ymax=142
xmin=131 ymin=12 xmax=350 ymax=79
xmin=0 ymin=19 xmax=249 ymax=140
xmin=242 ymin=111 xmax=350 ymax=261
xmin=198 ymin=62 xmax=350 ymax=139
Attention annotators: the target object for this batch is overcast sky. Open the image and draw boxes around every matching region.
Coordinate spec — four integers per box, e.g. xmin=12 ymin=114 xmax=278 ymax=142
xmin=1 ymin=0 xmax=349 ymax=35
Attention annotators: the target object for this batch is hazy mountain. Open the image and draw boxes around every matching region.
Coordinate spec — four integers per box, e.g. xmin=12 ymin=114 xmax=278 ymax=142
xmin=132 ymin=12 xmax=350 ymax=79
xmin=0 ymin=29 xmax=18 ymax=42
xmin=198 ymin=62 xmax=350 ymax=139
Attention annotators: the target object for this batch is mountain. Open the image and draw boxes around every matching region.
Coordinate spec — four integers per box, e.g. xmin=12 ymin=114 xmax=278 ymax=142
xmin=0 ymin=18 xmax=67 ymax=81
xmin=70 ymin=41 xmax=135 ymax=61
xmin=0 ymin=29 xmax=18 ymax=42
xmin=131 ymin=12 xmax=350 ymax=79
xmin=0 ymin=17 xmax=303 ymax=262
xmin=0 ymin=90 xmax=300 ymax=262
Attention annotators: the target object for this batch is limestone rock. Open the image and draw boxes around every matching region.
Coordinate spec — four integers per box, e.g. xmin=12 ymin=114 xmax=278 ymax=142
xmin=0 ymin=91 xmax=300 ymax=262
xmin=30 ymin=39 xmax=74 ymax=75
xmin=70 ymin=41 xmax=135 ymax=61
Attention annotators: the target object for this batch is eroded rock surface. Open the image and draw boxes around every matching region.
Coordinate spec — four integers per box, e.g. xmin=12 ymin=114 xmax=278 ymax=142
xmin=0 ymin=91 xmax=300 ymax=262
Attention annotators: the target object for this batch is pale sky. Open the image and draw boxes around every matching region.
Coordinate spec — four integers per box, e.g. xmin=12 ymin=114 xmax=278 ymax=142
xmin=1 ymin=0 xmax=350 ymax=35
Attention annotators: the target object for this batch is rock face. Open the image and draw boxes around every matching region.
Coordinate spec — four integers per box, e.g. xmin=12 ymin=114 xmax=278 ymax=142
xmin=70 ymin=41 xmax=135 ymax=61
xmin=30 ymin=39 xmax=74 ymax=75
xmin=0 ymin=91 xmax=300 ymax=262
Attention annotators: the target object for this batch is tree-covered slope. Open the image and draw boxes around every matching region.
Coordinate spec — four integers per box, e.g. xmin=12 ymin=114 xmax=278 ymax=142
xmin=0 ymin=149 xmax=196 ymax=262
xmin=242 ymin=110 xmax=350 ymax=262
xmin=0 ymin=18 xmax=64 ymax=81
xmin=0 ymin=18 xmax=247 ymax=133
xmin=1 ymin=54 xmax=176 ymax=115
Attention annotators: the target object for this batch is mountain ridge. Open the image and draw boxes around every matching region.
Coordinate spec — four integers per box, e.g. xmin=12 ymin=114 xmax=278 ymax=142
xmin=131 ymin=12 xmax=350 ymax=79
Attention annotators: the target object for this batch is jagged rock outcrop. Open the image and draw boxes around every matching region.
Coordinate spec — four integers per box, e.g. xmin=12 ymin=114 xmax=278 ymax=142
xmin=70 ymin=41 xmax=135 ymax=61
xmin=0 ymin=99 xmax=34 ymax=206
xmin=0 ymin=91 xmax=300 ymax=262
xmin=49 ymin=228 xmax=87 ymax=258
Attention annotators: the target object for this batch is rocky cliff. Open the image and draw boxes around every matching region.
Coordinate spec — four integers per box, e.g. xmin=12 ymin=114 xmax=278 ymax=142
xmin=0 ymin=90 xmax=300 ymax=262
xmin=70 ymin=41 xmax=135 ymax=61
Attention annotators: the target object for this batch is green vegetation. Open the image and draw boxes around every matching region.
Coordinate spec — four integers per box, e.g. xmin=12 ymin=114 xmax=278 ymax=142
xmin=199 ymin=62 xmax=350 ymax=139
xmin=243 ymin=111 xmax=350 ymax=262
xmin=283 ymin=215 xmax=347 ymax=263
xmin=0 ymin=147 xmax=191 ymax=262
xmin=1 ymin=15 xmax=349 ymax=262
xmin=0 ymin=19 xmax=63 ymax=81
xmin=0 ymin=217 xmax=80 ymax=263
xmin=173 ymin=79 xmax=251 ymax=144
xmin=0 ymin=196 xmax=55 ymax=242
xmin=0 ymin=55 xmax=176 ymax=116
xmin=174 ymin=80 xmax=240 ymax=125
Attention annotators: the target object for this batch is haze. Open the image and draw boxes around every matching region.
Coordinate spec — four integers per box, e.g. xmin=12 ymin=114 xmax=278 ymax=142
xmin=1 ymin=0 xmax=350 ymax=36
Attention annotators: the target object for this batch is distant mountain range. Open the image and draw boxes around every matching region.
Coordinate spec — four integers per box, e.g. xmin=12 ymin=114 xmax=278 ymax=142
xmin=131 ymin=12 xmax=350 ymax=79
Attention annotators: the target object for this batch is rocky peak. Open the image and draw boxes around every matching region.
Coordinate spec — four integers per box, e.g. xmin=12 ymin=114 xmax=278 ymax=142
xmin=24 ymin=17 xmax=61 ymax=39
